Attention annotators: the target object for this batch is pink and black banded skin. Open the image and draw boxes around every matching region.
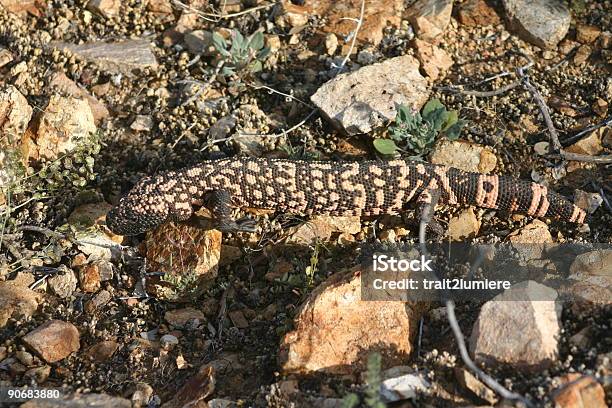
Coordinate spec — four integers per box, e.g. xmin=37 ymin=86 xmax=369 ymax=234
xmin=106 ymin=157 xmax=587 ymax=235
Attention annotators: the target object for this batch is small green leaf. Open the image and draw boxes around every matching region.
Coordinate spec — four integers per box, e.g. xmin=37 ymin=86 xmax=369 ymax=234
xmin=257 ymin=46 xmax=271 ymax=60
xmin=444 ymin=120 xmax=466 ymax=140
xmin=249 ymin=31 xmax=265 ymax=50
xmin=249 ymin=60 xmax=263 ymax=73
xmin=230 ymin=30 xmax=245 ymax=55
xmin=212 ymin=32 xmax=227 ymax=52
xmin=442 ymin=110 xmax=458 ymax=131
xmin=221 ymin=66 xmax=235 ymax=76
xmin=422 ymin=98 xmax=444 ymax=119
xmin=396 ymin=104 xmax=411 ymax=123
xmin=426 ymin=107 xmax=449 ymax=131
xmin=373 ymin=139 xmax=398 ymax=155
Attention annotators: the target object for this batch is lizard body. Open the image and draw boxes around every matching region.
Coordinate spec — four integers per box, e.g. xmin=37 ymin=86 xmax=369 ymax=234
xmin=106 ymin=157 xmax=586 ymax=235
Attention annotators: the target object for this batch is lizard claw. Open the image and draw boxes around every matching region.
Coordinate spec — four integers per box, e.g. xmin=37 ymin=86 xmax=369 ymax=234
xmin=235 ymin=218 xmax=257 ymax=233
xmin=217 ymin=218 xmax=257 ymax=233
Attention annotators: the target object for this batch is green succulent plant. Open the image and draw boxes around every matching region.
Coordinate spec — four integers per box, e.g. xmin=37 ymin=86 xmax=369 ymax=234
xmin=374 ymin=99 xmax=466 ymax=158
xmin=212 ymin=30 xmax=270 ymax=77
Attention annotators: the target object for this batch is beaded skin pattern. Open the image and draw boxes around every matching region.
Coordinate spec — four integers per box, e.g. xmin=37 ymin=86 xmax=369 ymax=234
xmin=106 ymin=157 xmax=586 ymax=235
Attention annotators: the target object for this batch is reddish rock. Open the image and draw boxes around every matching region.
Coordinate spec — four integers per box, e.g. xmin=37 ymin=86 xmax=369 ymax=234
xmin=22 ymin=320 xmax=80 ymax=363
xmin=412 ymin=38 xmax=453 ymax=80
xmin=161 ymin=364 xmax=215 ymax=408
xmin=143 ymin=217 xmax=222 ymax=301
xmin=31 ymin=95 xmax=96 ymax=161
xmin=165 ymin=307 xmax=206 ymax=328
xmin=85 ymin=340 xmax=119 ymax=362
xmin=49 ymin=71 xmax=109 ymax=124
xmin=278 ymin=0 xmax=404 ymax=46
xmin=0 ymin=0 xmax=46 ymax=17
xmin=552 ymin=374 xmax=606 ymax=408
xmin=79 ymin=262 xmax=101 ymax=293
xmin=279 ymin=268 xmax=426 ymax=374
xmin=87 ymin=0 xmax=120 ymax=18
xmin=576 ymin=24 xmax=601 ymax=44
xmin=406 ymin=0 xmax=453 ymax=41
xmin=0 ymin=282 xmax=42 ymax=328
xmin=458 ymin=0 xmax=501 ymax=27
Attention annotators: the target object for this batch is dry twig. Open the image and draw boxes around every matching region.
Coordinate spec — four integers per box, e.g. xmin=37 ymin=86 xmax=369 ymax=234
xmin=516 ymin=67 xmax=563 ymax=153
xmin=418 ymin=196 xmax=535 ymax=408
xmin=439 ymin=81 xmax=520 ymax=97
xmin=332 ymin=0 xmax=365 ymax=74
xmin=562 ymin=116 xmax=612 ymax=145
xmin=180 ymin=61 xmax=225 ymax=107
xmin=547 ymin=152 xmax=612 ymax=164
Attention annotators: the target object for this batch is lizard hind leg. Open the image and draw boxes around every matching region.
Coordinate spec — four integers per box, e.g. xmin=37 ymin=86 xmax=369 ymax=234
xmin=204 ymin=189 xmax=257 ymax=233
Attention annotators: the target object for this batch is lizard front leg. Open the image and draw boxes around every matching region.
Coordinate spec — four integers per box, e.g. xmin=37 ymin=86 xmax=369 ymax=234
xmin=415 ymin=183 xmax=444 ymax=239
xmin=203 ymin=190 xmax=257 ymax=233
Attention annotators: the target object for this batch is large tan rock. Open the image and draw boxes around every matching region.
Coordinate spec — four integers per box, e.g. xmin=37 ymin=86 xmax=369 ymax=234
xmin=279 ymin=267 xmax=426 ymax=374
xmin=469 ymin=281 xmax=561 ymax=371
xmin=144 ymin=217 xmax=222 ymax=301
xmin=448 ymin=208 xmax=480 ymax=241
xmin=52 ymin=39 xmax=158 ymax=75
xmin=0 ymin=282 xmax=42 ymax=328
xmin=33 ymin=95 xmax=96 ymax=161
xmin=430 ymin=140 xmax=497 ymax=173
xmin=311 ymin=55 xmax=430 ymax=135
xmin=502 ymin=0 xmax=570 ymax=49
xmin=49 ymin=71 xmax=109 ymax=124
xmin=286 ymin=215 xmax=361 ymax=244
xmin=0 ymin=85 xmax=33 ymax=141
xmin=22 ymin=320 xmax=80 ymax=363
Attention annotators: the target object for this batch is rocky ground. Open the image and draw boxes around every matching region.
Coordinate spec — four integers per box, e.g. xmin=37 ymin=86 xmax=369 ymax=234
xmin=0 ymin=0 xmax=610 ymax=407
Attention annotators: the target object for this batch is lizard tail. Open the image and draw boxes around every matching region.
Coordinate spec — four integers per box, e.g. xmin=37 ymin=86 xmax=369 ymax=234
xmin=444 ymin=168 xmax=587 ymax=223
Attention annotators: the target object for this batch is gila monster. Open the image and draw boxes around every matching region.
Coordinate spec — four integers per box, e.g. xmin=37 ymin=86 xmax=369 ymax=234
xmin=106 ymin=157 xmax=587 ymax=235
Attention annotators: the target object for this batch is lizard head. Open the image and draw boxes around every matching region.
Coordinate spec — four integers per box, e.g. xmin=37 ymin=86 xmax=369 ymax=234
xmin=106 ymin=175 xmax=175 ymax=235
